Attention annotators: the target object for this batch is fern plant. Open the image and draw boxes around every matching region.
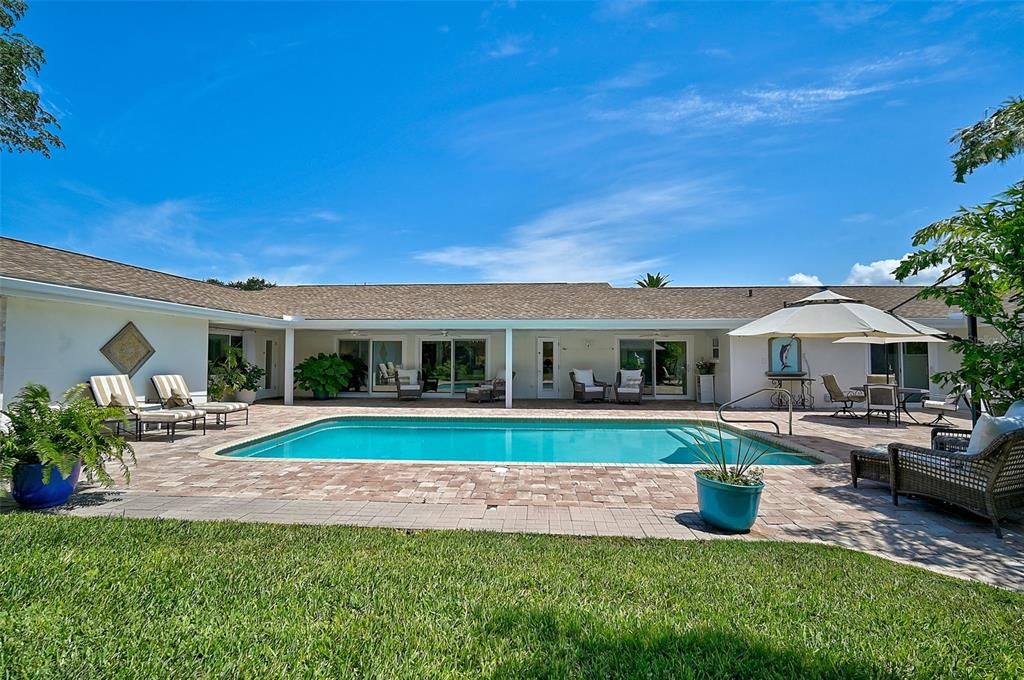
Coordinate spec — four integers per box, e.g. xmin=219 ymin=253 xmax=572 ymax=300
xmin=0 ymin=383 xmax=134 ymax=486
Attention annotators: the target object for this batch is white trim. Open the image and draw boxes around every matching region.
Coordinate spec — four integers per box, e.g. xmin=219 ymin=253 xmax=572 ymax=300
xmin=0 ymin=276 xmax=286 ymax=328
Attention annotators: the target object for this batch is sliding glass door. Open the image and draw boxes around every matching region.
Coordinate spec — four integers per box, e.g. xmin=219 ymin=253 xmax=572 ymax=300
xmin=618 ymin=338 xmax=690 ymax=398
xmin=371 ymin=340 xmax=403 ymax=392
xmin=338 ymin=339 xmax=370 ymax=392
xmin=420 ymin=338 xmax=487 ymax=394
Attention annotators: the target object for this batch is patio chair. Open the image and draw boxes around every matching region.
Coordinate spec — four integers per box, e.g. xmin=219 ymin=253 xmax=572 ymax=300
xmin=570 ymin=369 xmax=608 ymax=403
xmin=395 ymin=369 xmax=423 ymax=400
xmin=614 ymin=369 xmax=643 ymax=404
xmin=89 ymin=374 xmax=206 ymax=442
xmin=465 ymin=372 xmax=515 ymax=403
xmin=377 ymin=363 xmax=393 ymax=386
xmin=922 ymin=391 xmax=963 ymax=427
xmin=151 ymin=374 xmax=249 ymax=429
xmin=865 ymin=383 xmax=899 ymax=426
xmin=888 ymin=421 xmax=1024 ymax=538
xmin=821 ymin=373 xmax=864 ymax=418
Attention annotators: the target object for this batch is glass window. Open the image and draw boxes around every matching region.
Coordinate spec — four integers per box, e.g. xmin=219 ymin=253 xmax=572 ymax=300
xmin=541 ymin=340 xmax=555 ymax=391
xmin=869 ymin=344 xmax=899 ymax=378
xmin=420 ymin=340 xmax=452 ymax=393
xmin=655 ymin=341 xmax=687 ymax=395
xmin=619 ymin=339 xmax=654 ymax=392
xmin=338 ymin=339 xmax=370 ymax=392
xmin=371 ymin=340 xmax=403 ymax=392
xmin=453 ymin=339 xmax=486 ymax=393
xmin=208 ymin=334 xmax=242 ymax=365
xmin=264 ymin=339 xmax=273 ymax=389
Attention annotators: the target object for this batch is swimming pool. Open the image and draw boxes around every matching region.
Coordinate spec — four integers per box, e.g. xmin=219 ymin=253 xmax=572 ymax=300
xmin=218 ymin=418 xmax=817 ymax=465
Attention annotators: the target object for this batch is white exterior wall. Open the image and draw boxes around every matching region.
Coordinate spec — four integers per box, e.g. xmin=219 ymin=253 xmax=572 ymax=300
xmin=2 ymin=297 xmax=208 ymax=404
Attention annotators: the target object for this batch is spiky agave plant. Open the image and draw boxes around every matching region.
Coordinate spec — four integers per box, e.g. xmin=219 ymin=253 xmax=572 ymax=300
xmin=0 ymin=383 xmax=134 ymax=486
xmin=688 ymin=418 xmax=772 ymax=486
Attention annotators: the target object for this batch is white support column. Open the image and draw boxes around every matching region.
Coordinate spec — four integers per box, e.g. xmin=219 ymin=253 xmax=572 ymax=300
xmin=283 ymin=327 xmax=295 ymax=405
xmin=505 ymin=327 xmax=513 ymax=409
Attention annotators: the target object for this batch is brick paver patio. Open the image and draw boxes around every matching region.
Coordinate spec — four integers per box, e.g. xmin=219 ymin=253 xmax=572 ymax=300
xmin=5 ymin=400 xmax=1021 ymax=591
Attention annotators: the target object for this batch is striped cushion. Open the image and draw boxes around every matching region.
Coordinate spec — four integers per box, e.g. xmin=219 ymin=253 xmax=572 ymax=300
xmin=138 ymin=408 xmax=205 ymax=423
xmin=90 ymin=375 xmax=140 ymax=409
xmin=151 ymin=375 xmax=192 ymax=404
xmin=198 ymin=401 xmax=248 ymax=413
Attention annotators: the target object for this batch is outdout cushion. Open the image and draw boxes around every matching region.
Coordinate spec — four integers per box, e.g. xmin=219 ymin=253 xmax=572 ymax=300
xmin=966 ymin=412 xmax=1024 ymax=455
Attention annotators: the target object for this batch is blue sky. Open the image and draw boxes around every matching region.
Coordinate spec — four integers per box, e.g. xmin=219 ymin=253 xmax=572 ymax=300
xmin=4 ymin=1 xmax=1023 ymax=287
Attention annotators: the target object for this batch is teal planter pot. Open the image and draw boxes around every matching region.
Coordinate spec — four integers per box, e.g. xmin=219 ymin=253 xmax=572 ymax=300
xmin=695 ymin=473 xmax=764 ymax=533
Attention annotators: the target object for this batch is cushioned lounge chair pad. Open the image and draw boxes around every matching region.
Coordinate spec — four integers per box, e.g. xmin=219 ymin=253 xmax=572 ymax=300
xmin=139 ymin=408 xmax=205 ymax=422
xmin=196 ymin=402 xmax=248 ymax=413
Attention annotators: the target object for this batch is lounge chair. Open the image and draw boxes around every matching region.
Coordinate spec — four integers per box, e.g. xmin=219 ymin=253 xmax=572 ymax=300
xmin=89 ymin=374 xmax=206 ymax=442
xmin=395 ymin=369 xmax=423 ymax=400
xmin=570 ymin=369 xmax=608 ymax=403
xmin=864 ymin=383 xmax=899 ymax=425
xmin=821 ymin=373 xmax=864 ymax=418
xmin=151 ymin=374 xmax=249 ymax=429
xmin=922 ymin=391 xmax=963 ymax=427
xmin=614 ymin=369 xmax=643 ymax=403
xmin=888 ymin=409 xmax=1024 ymax=537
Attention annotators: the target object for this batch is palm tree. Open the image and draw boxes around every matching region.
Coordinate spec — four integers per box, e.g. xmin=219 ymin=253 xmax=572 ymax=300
xmin=635 ymin=272 xmax=671 ymax=288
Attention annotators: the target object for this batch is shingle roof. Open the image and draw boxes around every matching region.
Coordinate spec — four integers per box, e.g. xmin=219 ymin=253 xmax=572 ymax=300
xmin=0 ymin=237 xmax=957 ymax=321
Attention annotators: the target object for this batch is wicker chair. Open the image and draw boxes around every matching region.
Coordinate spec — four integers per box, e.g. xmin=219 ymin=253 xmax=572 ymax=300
xmin=570 ymin=369 xmax=608 ymax=403
xmin=395 ymin=369 xmax=423 ymax=400
xmin=888 ymin=429 xmax=1024 ymax=537
xmin=614 ymin=370 xmax=643 ymax=404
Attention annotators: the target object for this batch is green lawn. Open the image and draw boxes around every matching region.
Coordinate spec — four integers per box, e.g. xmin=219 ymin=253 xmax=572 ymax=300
xmin=1 ymin=515 xmax=1021 ymax=679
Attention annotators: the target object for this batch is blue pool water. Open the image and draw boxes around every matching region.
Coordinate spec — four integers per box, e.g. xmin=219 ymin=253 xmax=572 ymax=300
xmin=221 ymin=418 xmax=816 ymax=465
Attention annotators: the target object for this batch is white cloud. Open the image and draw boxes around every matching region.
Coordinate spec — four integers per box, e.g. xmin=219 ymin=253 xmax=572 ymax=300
xmin=787 ymin=273 xmax=824 ymax=286
xmin=487 ymin=35 xmax=528 ymax=59
xmin=416 ymin=180 xmax=731 ymax=282
xmin=841 ymin=212 xmax=874 ymax=224
xmin=593 ymin=63 xmax=663 ymax=91
xmin=843 ymin=253 xmax=946 ymax=285
xmin=813 ymin=3 xmax=892 ymax=30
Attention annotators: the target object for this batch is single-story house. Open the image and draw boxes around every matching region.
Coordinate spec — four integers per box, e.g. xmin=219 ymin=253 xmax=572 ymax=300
xmin=0 ymin=237 xmax=981 ymax=410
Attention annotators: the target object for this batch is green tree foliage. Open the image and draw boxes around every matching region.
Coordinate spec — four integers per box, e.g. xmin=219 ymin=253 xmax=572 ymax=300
xmin=951 ymin=96 xmax=1024 ymax=183
xmin=635 ymin=272 xmax=671 ymax=288
xmin=206 ymin=276 xmax=277 ymax=291
xmin=896 ymin=97 xmax=1024 ymax=407
xmin=0 ymin=0 xmax=63 ymax=157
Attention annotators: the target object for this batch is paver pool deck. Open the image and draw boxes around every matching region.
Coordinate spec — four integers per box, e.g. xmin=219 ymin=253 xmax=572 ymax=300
xmin=4 ymin=400 xmax=1021 ymax=591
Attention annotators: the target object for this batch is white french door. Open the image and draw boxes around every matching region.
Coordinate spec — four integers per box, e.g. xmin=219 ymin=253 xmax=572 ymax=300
xmin=536 ymin=337 xmax=559 ymax=398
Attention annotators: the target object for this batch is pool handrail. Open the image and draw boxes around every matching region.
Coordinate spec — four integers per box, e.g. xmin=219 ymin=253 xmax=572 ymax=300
xmin=718 ymin=387 xmax=793 ymax=436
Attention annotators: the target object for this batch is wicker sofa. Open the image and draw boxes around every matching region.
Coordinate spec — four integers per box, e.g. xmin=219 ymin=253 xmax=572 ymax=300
xmin=888 ymin=427 xmax=1024 ymax=538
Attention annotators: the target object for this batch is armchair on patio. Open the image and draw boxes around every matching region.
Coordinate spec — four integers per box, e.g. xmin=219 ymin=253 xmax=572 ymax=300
xmin=888 ymin=421 xmax=1024 ymax=538
xmin=614 ymin=369 xmax=643 ymax=404
xmin=570 ymin=369 xmax=608 ymax=403
xmin=395 ymin=369 xmax=423 ymax=400
xmin=821 ymin=373 xmax=864 ymax=418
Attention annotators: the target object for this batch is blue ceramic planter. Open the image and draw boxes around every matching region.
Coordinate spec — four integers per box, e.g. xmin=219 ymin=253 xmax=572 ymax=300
xmin=695 ymin=473 xmax=764 ymax=533
xmin=10 ymin=461 xmax=82 ymax=510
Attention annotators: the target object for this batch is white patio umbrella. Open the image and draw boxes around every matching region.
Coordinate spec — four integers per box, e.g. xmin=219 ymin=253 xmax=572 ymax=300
xmin=728 ymin=290 xmax=944 ymax=338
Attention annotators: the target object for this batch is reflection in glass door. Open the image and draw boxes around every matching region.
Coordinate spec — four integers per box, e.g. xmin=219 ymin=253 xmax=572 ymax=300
xmin=654 ymin=341 xmax=687 ymax=396
xmin=419 ymin=338 xmax=488 ymax=395
xmin=900 ymin=342 xmax=930 ymax=389
xmin=453 ymin=339 xmax=486 ymax=393
xmin=371 ymin=340 xmax=402 ymax=392
xmin=537 ymin=337 xmax=558 ymax=398
xmin=618 ymin=338 xmax=690 ymax=398
xmin=420 ymin=340 xmax=452 ymax=393
xmin=338 ymin=339 xmax=370 ymax=392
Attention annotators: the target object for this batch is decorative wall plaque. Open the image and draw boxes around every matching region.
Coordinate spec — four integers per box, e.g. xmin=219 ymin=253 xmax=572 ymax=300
xmin=100 ymin=322 xmax=155 ymax=376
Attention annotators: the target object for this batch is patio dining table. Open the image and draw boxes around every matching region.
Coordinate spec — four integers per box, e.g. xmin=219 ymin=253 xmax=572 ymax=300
xmin=852 ymin=386 xmax=930 ymax=424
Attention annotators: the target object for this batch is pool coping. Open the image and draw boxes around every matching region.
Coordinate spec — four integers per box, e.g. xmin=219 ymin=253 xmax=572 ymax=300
xmin=199 ymin=414 xmax=842 ymax=467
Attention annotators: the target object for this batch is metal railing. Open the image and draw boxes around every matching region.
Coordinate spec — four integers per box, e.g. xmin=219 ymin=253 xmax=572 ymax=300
xmin=718 ymin=387 xmax=793 ymax=436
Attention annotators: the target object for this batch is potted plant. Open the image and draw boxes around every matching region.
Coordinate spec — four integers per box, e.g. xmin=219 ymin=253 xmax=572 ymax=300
xmin=208 ymin=347 xmax=265 ymax=404
xmin=695 ymin=359 xmax=715 ymax=375
xmin=0 ymin=384 xmax=134 ymax=510
xmin=294 ymin=352 xmax=352 ymax=399
xmin=689 ymin=420 xmax=772 ymax=532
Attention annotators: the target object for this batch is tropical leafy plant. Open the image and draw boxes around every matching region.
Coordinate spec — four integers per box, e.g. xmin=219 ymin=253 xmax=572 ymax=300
xmin=1 ymin=0 xmax=63 ymax=157
xmin=294 ymin=353 xmax=351 ymax=397
xmin=951 ymin=96 xmax=1024 ymax=182
xmin=208 ymin=347 xmax=266 ymax=399
xmin=635 ymin=272 xmax=671 ymax=288
xmin=689 ymin=420 xmax=771 ymax=486
xmin=338 ymin=353 xmax=368 ymax=391
xmin=0 ymin=383 xmax=134 ymax=485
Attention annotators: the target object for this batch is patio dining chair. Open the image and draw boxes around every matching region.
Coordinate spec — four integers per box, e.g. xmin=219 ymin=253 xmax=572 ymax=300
xmin=89 ymin=374 xmax=206 ymax=442
xmin=865 ymin=383 xmax=899 ymax=426
xmin=821 ymin=373 xmax=864 ymax=418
